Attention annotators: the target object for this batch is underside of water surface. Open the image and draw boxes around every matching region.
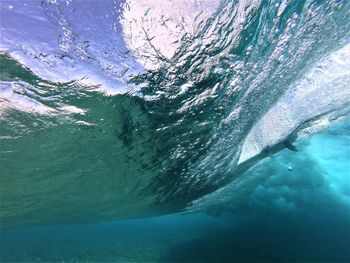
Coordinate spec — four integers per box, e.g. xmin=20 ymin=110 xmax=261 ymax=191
xmin=0 ymin=121 xmax=349 ymax=262
xmin=0 ymin=0 xmax=349 ymax=246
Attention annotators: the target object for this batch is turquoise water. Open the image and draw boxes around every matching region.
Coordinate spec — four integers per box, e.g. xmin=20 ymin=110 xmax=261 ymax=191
xmin=1 ymin=121 xmax=349 ymax=262
xmin=1 ymin=0 xmax=350 ymax=261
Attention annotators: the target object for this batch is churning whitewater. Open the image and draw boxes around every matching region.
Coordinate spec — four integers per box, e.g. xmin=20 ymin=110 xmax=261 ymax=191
xmin=0 ymin=0 xmax=350 ymax=228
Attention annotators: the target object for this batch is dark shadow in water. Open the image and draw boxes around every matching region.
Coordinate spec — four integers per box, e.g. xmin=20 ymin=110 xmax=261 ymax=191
xmin=160 ymin=211 xmax=350 ymax=263
xmin=0 ymin=209 xmax=349 ymax=262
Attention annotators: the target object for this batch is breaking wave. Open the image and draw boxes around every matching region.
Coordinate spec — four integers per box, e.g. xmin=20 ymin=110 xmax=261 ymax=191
xmin=0 ymin=0 xmax=349 ymax=227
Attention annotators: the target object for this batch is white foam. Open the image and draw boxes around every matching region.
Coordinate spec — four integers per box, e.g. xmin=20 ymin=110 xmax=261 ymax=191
xmin=239 ymin=43 xmax=350 ymax=164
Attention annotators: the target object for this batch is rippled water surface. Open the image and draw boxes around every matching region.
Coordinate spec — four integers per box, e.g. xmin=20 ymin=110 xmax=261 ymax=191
xmin=0 ymin=0 xmax=349 ymax=261
xmin=1 ymin=121 xmax=349 ymax=262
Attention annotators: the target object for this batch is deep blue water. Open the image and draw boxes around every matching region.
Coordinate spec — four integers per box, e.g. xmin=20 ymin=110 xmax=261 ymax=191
xmin=1 ymin=211 xmax=349 ymax=262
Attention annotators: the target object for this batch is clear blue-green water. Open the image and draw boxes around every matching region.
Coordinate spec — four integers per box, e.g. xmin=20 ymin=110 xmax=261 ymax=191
xmin=1 ymin=0 xmax=350 ymax=261
xmin=1 ymin=121 xmax=349 ymax=262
